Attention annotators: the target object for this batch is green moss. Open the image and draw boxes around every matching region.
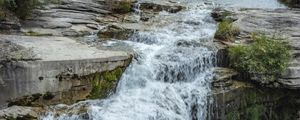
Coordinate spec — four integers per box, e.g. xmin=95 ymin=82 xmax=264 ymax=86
xmin=229 ymin=34 xmax=292 ymax=82
xmin=215 ymin=20 xmax=240 ymax=41
xmin=89 ymin=67 xmax=126 ymax=99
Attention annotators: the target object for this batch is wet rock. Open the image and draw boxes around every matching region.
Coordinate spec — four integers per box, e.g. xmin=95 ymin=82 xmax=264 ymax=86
xmin=105 ymin=0 xmax=136 ymax=14
xmin=0 ymin=106 xmax=43 ymax=119
xmin=212 ymin=67 xmax=238 ymax=88
xmin=139 ymin=1 xmax=185 ymax=13
xmin=211 ymin=8 xmax=236 ymax=22
xmin=98 ymin=24 xmax=134 ymax=40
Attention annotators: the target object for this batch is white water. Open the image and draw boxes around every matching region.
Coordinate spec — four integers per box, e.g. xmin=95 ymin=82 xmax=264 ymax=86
xmin=42 ymin=1 xmax=217 ymax=120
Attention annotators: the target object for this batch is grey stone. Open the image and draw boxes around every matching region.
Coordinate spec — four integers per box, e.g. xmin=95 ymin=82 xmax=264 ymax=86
xmin=42 ymin=22 xmax=72 ymax=29
xmin=278 ymin=78 xmax=300 ymax=89
xmin=282 ymin=67 xmax=300 ymax=79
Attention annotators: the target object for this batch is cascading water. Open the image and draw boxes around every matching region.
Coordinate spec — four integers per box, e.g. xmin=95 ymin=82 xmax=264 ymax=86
xmin=42 ymin=1 xmax=217 ymax=120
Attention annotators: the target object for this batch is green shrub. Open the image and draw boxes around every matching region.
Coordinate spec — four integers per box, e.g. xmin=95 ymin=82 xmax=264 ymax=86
xmin=215 ymin=20 xmax=240 ymax=41
xmin=229 ymin=34 xmax=292 ymax=80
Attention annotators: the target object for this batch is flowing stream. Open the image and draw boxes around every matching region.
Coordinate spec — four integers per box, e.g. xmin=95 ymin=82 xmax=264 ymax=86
xmin=43 ymin=1 xmax=216 ymax=120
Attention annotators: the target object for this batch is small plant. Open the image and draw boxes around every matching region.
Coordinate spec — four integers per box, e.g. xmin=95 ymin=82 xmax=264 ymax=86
xmin=215 ymin=20 xmax=240 ymax=41
xmin=229 ymin=34 xmax=292 ymax=81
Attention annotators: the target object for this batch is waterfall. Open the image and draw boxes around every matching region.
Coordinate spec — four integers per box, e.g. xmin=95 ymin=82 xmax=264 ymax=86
xmin=42 ymin=1 xmax=217 ymax=120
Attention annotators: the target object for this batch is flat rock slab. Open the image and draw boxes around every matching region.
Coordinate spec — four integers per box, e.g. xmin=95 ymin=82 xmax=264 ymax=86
xmin=0 ymin=35 xmax=132 ymax=107
xmin=233 ymin=9 xmax=300 ymax=39
xmin=0 ymin=35 xmax=129 ymax=61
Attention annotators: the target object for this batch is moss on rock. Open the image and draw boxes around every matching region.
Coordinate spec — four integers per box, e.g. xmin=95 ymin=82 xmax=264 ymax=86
xmin=88 ymin=67 xmax=126 ymax=99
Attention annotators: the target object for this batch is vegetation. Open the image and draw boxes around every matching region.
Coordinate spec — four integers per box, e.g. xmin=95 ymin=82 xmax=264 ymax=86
xmin=229 ymin=34 xmax=292 ymax=81
xmin=215 ymin=20 xmax=240 ymax=41
xmin=0 ymin=0 xmax=40 ymax=19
